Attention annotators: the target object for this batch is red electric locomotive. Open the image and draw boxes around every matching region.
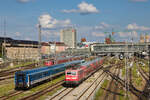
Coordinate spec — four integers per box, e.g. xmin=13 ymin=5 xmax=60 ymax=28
xmin=44 ymin=60 xmax=54 ymax=66
xmin=65 ymin=57 xmax=103 ymax=85
xmin=44 ymin=55 xmax=86 ymax=66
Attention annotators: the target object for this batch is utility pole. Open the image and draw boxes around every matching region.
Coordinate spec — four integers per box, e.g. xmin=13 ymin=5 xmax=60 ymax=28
xmin=54 ymin=41 xmax=57 ymax=64
xmin=147 ymin=44 xmax=150 ymax=99
xmin=1 ymin=16 xmax=4 ymax=59
xmin=3 ymin=17 xmax=6 ymax=61
xmin=125 ymin=41 xmax=129 ymax=98
xmin=149 ymin=44 xmax=150 ymax=83
xmin=38 ymin=22 xmax=42 ymax=64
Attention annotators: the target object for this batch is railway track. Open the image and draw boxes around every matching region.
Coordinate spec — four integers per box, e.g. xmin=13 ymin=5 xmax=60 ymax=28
xmin=0 ymin=74 xmax=65 ymax=100
xmin=137 ymin=63 xmax=149 ymax=83
xmin=50 ymin=71 xmax=106 ymax=100
xmin=112 ymin=68 xmax=121 ymax=100
xmin=99 ymin=67 xmax=119 ymax=100
xmin=49 ymin=65 xmax=111 ymax=100
xmin=103 ymin=66 xmax=147 ymax=99
xmin=0 ymin=57 xmax=85 ymax=80
xmin=76 ymin=71 xmax=107 ymax=100
xmin=20 ymin=68 xmax=107 ymax=100
xmin=129 ymin=67 xmax=132 ymax=85
xmin=0 ymin=58 xmax=51 ymax=77
xmin=0 ymin=75 xmax=14 ymax=81
xmin=49 ymin=87 xmax=75 ymax=100
xmin=0 ymin=63 xmax=39 ymax=82
xmin=0 ymin=90 xmax=24 ymax=100
xmin=0 ymin=78 xmax=13 ymax=85
xmin=0 ymin=57 xmax=116 ymax=100
xmin=19 ymin=80 xmax=64 ymax=100
xmin=103 ymin=69 xmax=118 ymax=100
xmin=0 ymin=63 xmax=36 ymax=77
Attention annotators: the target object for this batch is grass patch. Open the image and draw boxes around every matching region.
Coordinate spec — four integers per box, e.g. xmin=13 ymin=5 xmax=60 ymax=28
xmin=9 ymin=75 xmax=65 ymax=100
xmin=1 ymin=61 xmax=36 ymax=71
xmin=131 ymin=62 xmax=143 ymax=86
xmin=38 ymin=86 xmax=63 ymax=100
xmin=141 ymin=62 xmax=149 ymax=73
xmin=119 ymin=90 xmax=124 ymax=100
xmin=122 ymin=67 xmax=125 ymax=77
xmin=135 ymin=77 xmax=142 ymax=86
xmin=132 ymin=63 xmax=138 ymax=78
xmin=94 ymin=79 xmax=109 ymax=100
xmin=141 ymin=66 xmax=148 ymax=73
xmin=119 ymin=88 xmax=130 ymax=100
xmin=0 ymin=83 xmax=14 ymax=96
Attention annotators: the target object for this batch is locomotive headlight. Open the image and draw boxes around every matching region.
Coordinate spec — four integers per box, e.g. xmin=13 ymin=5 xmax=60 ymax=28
xmin=72 ymin=77 xmax=77 ymax=79
xmin=66 ymin=77 xmax=70 ymax=79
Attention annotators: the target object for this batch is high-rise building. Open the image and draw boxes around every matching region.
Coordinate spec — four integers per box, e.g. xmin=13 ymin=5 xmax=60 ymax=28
xmin=145 ymin=34 xmax=149 ymax=42
xmin=60 ymin=28 xmax=77 ymax=48
xmin=140 ymin=34 xmax=144 ymax=43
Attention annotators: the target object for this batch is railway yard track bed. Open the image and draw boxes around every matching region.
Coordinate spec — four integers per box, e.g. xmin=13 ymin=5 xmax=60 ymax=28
xmin=47 ymin=68 xmax=108 ymax=100
xmin=0 ymin=57 xmax=150 ymax=100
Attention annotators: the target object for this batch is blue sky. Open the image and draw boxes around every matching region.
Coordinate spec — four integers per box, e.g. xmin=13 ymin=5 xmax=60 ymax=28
xmin=0 ymin=0 xmax=150 ymax=42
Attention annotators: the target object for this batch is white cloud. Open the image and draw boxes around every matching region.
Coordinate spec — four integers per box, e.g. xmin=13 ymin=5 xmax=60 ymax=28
xmin=118 ymin=32 xmax=131 ymax=37
xmin=118 ymin=31 xmax=138 ymax=38
xmin=92 ymin=32 xmax=105 ymax=37
xmin=95 ymin=22 xmax=110 ymax=30
xmin=17 ymin=0 xmax=31 ymax=3
xmin=130 ymin=0 xmax=148 ymax=2
xmin=62 ymin=2 xmax=99 ymax=15
xmin=127 ymin=23 xmax=150 ymax=31
xmin=101 ymin=22 xmax=110 ymax=28
xmin=78 ymin=2 xmax=99 ymax=14
xmin=39 ymin=14 xmax=71 ymax=29
xmin=62 ymin=9 xmax=77 ymax=13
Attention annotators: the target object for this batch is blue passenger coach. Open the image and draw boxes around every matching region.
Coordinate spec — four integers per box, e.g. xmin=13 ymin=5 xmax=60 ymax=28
xmin=15 ymin=60 xmax=82 ymax=89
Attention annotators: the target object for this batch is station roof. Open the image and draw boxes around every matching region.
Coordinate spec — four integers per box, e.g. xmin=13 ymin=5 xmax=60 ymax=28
xmin=0 ymin=37 xmax=38 ymax=45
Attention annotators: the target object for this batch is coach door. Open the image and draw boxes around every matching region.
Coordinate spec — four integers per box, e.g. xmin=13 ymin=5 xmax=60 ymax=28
xmin=17 ymin=73 xmax=26 ymax=88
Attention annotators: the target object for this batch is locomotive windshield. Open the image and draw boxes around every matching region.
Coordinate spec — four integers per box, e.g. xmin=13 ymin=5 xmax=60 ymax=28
xmin=17 ymin=73 xmax=25 ymax=80
xmin=67 ymin=71 xmax=76 ymax=75
xmin=71 ymin=72 xmax=76 ymax=75
xmin=67 ymin=72 xmax=71 ymax=75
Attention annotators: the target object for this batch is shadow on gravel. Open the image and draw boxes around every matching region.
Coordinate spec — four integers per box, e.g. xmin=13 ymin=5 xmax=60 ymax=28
xmin=62 ymin=82 xmax=78 ymax=88
xmin=101 ymin=87 xmax=124 ymax=96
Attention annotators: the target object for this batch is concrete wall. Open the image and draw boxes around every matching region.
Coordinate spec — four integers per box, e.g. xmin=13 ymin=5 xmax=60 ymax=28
xmin=55 ymin=45 xmax=66 ymax=53
xmin=41 ymin=45 xmax=51 ymax=55
xmin=6 ymin=47 xmax=39 ymax=60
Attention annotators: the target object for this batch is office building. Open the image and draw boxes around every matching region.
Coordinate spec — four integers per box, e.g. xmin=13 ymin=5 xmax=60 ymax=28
xmin=60 ymin=28 xmax=77 ymax=48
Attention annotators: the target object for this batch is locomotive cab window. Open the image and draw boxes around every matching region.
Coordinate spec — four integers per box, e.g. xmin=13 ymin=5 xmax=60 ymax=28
xmin=67 ymin=72 xmax=76 ymax=75
xmin=67 ymin=72 xmax=71 ymax=75
xmin=17 ymin=73 xmax=25 ymax=79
